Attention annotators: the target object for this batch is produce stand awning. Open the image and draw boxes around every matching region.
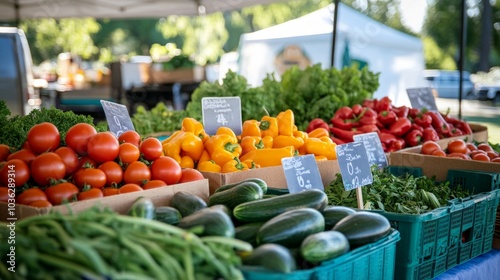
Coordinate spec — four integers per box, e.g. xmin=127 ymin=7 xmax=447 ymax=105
xmin=0 ymin=0 xmax=288 ymax=20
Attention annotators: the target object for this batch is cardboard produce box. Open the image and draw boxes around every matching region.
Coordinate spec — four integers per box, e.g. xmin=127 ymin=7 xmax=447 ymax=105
xmin=202 ymin=160 xmax=340 ymax=195
xmin=148 ymin=66 xmax=205 ymax=84
xmin=0 ymin=179 xmax=209 ymax=221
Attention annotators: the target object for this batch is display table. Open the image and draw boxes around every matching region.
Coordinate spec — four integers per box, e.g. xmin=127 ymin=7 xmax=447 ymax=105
xmin=434 ymin=249 xmax=500 ymax=280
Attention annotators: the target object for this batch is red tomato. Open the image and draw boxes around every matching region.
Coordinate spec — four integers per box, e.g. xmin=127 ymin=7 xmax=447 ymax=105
xmin=0 ymin=186 xmax=10 ymax=202
xmin=447 ymin=153 xmax=471 ymax=160
xmin=119 ymin=183 xmax=143 ymax=193
xmin=421 ymin=141 xmax=441 ymax=155
xmin=0 ymin=159 xmax=30 ymax=187
xmin=465 ymin=143 xmax=477 ymax=152
xmin=16 ymin=188 xmax=48 ymax=205
xmin=431 ymin=149 xmax=447 ymax=157
xmin=477 ymin=143 xmax=494 ymax=152
xmin=472 ymin=153 xmax=490 ymax=162
xmin=79 ymin=156 xmax=97 ymax=169
xmin=0 ymin=144 xmax=11 ymax=161
xmin=118 ymin=143 xmax=140 ymax=164
xmin=142 ymin=180 xmax=167 ymax=190
xmin=30 ymin=153 xmax=66 ymax=186
xmin=73 ymin=168 xmax=107 ymax=189
xmin=123 ymin=161 xmax=151 ymax=185
xmin=65 ymin=123 xmax=97 ymax=156
xmin=178 ymin=168 xmax=205 ymax=183
xmin=140 ymin=137 xmax=163 ymax=161
xmin=98 ymin=161 xmax=123 ymax=186
xmin=487 ymin=151 xmax=499 ymax=160
xmin=491 ymin=157 xmax=500 ymax=163
xmin=118 ymin=130 xmax=141 ymax=147
xmin=87 ymin=132 xmax=120 ymax=163
xmin=469 ymin=150 xmax=487 ymax=158
xmin=7 ymin=149 xmax=36 ymax=166
xmin=150 ymin=156 xmax=182 ymax=185
xmin=27 ymin=122 xmax=60 ymax=154
xmin=55 ymin=147 xmax=80 ymax=176
xmin=77 ymin=188 xmax=104 ymax=201
xmin=447 ymin=139 xmax=467 ymax=154
xmin=102 ymin=187 xmax=120 ymax=196
xmin=29 ymin=200 xmax=53 ymax=208
xmin=44 ymin=182 xmax=79 ymax=205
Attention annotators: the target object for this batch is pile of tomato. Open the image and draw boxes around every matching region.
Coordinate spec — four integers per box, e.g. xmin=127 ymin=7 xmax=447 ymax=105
xmin=0 ymin=122 xmax=204 ymax=208
xmin=420 ymin=139 xmax=500 ymax=163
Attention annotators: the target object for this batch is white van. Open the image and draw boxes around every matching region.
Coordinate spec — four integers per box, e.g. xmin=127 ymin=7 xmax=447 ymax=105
xmin=0 ymin=27 xmax=41 ymax=116
xmin=423 ymin=70 xmax=475 ymax=99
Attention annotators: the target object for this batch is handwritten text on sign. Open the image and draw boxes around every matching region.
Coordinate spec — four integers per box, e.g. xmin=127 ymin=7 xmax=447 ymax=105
xmin=100 ymin=100 xmax=135 ymax=138
xmin=335 ymin=142 xmax=373 ymax=191
xmin=201 ymin=97 xmax=242 ymax=135
xmin=406 ymin=87 xmax=438 ymax=111
xmin=353 ymin=132 xmax=388 ymax=168
xmin=281 ymin=154 xmax=323 ymax=193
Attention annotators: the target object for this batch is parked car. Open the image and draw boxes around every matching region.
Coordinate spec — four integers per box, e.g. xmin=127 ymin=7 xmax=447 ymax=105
xmin=471 ymin=68 xmax=500 ymax=104
xmin=0 ymin=27 xmax=41 ymax=116
xmin=423 ymin=70 xmax=475 ymax=99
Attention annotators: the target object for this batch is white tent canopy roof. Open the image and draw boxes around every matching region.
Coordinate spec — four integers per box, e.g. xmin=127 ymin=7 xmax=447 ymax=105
xmin=0 ymin=0 xmax=286 ymax=20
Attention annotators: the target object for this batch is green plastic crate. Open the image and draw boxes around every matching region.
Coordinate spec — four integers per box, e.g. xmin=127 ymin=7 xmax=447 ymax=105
xmin=241 ymin=229 xmax=400 ymax=280
xmin=446 ymin=169 xmax=500 ymax=194
xmin=371 ymin=207 xmax=449 ymax=266
xmin=387 ymin=166 xmax=423 ymax=178
xmin=447 ymin=199 xmax=475 ymax=248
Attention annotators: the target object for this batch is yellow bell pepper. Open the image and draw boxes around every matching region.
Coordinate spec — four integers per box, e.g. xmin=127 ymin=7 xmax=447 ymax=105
xmin=241 ymin=120 xmax=261 ymax=138
xmin=260 ymin=116 xmax=279 ymax=138
xmin=240 ymin=136 xmax=264 ymax=156
xmin=161 ymin=130 xmax=183 ymax=145
xmin=198 ymin=150 xmax=211 ymax=164
xmin=308 ymin=127 xmax=330 ymax=139
xmin=216 ymin=126 xmax=238 ymax=143
xmin=181 ymin=118 xmax=209 ymax=141
xmin=304 ymin=136 xmax=337 ymax=160
xmin=180 ymin=132 xmax=204 ymax=161
xmin=205 ymin=134 xmax=242 ymax=167
xmin=277 ymin=109 xmax=294 ymax=136
xmin=242 ymin=159 xmax=260 ymax=169
xmin=262 ymin=135 xmax=274 ymax=148
xmin=162 ymin=131 xmax=186 ymax=163
xmin=272 ymin=135 xmax=304 ymax=150
xmin=180 ymin=156 xmax=195 ymax=169
xmin=221 ymin=157 xmax=249 ymax=173
xmin=239 ymin=146 xmax=295 ymax=168
xmin=197 ymin=160 xmax=221 ymax=173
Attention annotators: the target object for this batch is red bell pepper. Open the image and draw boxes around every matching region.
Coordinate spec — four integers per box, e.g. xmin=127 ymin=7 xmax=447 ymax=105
xmin=378 ymin=132 xmax=397 ymax=146
xmin=352 ymin=104 xmax=364 ymax=116
xmin=362 ymin=99 xmax=377 ymax=110
xmin=391 ymin=105 xmax=409 ymax=118
xmin=422 ymin=127 xmax=440 ymax=142
xmin=374 ymin=96 xmax=392 ymax=113
xmin=333 ymin=106 xmax=354 ymax=119
xmin=386 ymin=139 xmax=406 ymax=152
xmin=427 ymin=111 xmax=451 ymax=136
xmin=404 ymin=129 xmax=423 ymax=147
xmin=331 ymin=117 xmax=357 ymax=130
xmin=306 ymin=118 xmax=330 ymax=133
xmin=408 ymin=108 xmax=420 ymax=119
xmin=411 ymin=123 xmax=424 ymax=133
xmin=388 ymin=118 xmax=412 ymax=137
xmin=329 ymin=127 xmax=361 ymax=142
xmin=377 ymin=110 xmax=398 ymax=126
xmin=359 ymin=124 xmax=380 ymax=133
xmin=358 ymin=108 xmax=378 ymax=126
xmin=330 ymin=136 xmax=346 ymax=145
xmin=455 ymin=120 xmax=472 ymax=135
xmin=413 ymin=113 xmax=432 ymax=128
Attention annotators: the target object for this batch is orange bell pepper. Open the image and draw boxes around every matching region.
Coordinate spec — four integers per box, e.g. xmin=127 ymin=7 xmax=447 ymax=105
xmin=260 ymin=116 xmax=279 ymax=138
xmin=272 ymin=135 xmax=305 ymax=150
xmin=221 ymin=157 xmax=249 ymax=173
xmin=308 ymin=127 xmax=330 ymax=139
xmin=182 ymin=117 xmax=209 ymax=141
xmin=239 ymin=146 xmax=295 ymax=167
xmin=277 ymin=109 xmax=294 ymax=136
xmin=240 ymin=136 xmax=264 ymax=156
xmin=304 ymin=136 xmax=337 ymax=160
xmin=216 ymin=126 xmax=238 ymax=143
xmin=180 ymin=156 xmax=195 ymax=169
xmin=262 ymin=135 xmax=274 ymax=148
xmin=205 ymin=134 xmax=242 ymax=167
xmin=241 ymin=120 xmax=261 ymax=138
xmin=197 ymin=160 xmax=221 ymax=173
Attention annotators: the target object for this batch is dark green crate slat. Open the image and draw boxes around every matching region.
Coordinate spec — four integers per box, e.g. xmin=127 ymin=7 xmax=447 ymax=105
xmin=448 ymin=209 xmax=463 ymax=248
xmin=446 ymin=246 xmax=459 ymax=269
xmin=387 ymin=166 xmax=423 ymax=178
xmin=446 ymin=170 xmax=500 ymax=194
xmin=458 ymin=242 xmax=472 ymax=264
xmin=433 ymin=254 xmax=447 ymax=278
xmin=483 ymin=233 xmax=494 ymax=253
xmin=395 ymin=259 xmax=433 ymax=280
xmin=471 ymin=238 xmax=484 ymax=259
xmin=435 ymin=214 xmax=450 ymax=256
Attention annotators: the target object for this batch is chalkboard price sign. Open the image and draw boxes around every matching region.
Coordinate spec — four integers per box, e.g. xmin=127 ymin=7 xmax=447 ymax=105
xmin=335 ymin=142 xmax=373 ymax=191
xmin=281 ymin=154 xmax=323 ymax=193
xmin=353 ymin=132 xmax=388 ymax=168
xmin=201 ymin=97 xmax=242 ymax=135
xmin=100 ymin=100 xmax=135 ymax=137
xmin=406 ymin=87 xmax=438 ymax=111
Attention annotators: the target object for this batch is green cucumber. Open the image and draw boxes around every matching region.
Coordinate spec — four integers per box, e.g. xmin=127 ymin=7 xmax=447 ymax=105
xmin=332 ymin=211 xmax=391 ymax=247
xmin=242 ymin=243 xmax=297 ymax=273
xmin=215 ymin=178 xmax=268 ymax=194
xmin=262 ymin=194 xmax=278 ymax=199
xmin=235 ymin=222 xmax=265 ymax=246
xmin=208 ymin=181 xmax=263 ymax=209
xmin=257 ymin=208 xmax=325 ymax=248
xmin=233 ymin=189 xmax=328 ymax=222
xmin=154 ymin=206 xmax=182 ymax=225
xmin=322 ymin=206 xmax=357 ymax=230
xmin=127 ymin=196 xmax=155 ymax=220
xmin=300 ymin=231 xmax=350 ymax=263
xmin=170 ymin=191 xmax=207 ymax=217
xmin=177 ymin=207 xmax=235 ymax=237
xmin=209 ymin=204 xmax=231 ymax=216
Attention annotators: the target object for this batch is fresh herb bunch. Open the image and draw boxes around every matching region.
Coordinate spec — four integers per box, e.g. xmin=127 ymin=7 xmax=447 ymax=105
xmin=162 ymin=54 xmax=196 ymax=71
xmin=131 ymin=102 xmax=188 ymax=136
xmin=275 ymin=64 xmax=380 ymax=130
xmin=325 ymin=167 xmax=470 ymax=214
xmin=0 ymin=101 xmax=105 ymax=150
xmin=185 ymin=70 xmax=277 ymax=122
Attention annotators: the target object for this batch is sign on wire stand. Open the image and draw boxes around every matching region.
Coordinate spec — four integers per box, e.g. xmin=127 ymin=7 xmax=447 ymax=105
xmin=406 ymin=87 xmax=438 ymax=111
xmin=335 ymin=142 xmax=373 ymax=209
xmin=100 ymin=100 xmax=135 ymax=138
xmin=201 ymin=97 xmax=242 ymax=135
xmin=281 ymin=154 xmax=324 ymax=194
xmin=353 ymin=132 xmax=388 ymax=168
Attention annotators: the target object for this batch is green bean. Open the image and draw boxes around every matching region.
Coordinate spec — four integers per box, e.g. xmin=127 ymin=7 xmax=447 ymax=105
xmin=110 ymin=272 xmax=157 ymax=280
xmin=70 ymin=240 xmax=109 ymax=275
xmin=183 ymin=245 xmax=195 ymax=280
xmin=112 ymin=215 xmax=188 ymax=236
xmin=35 ymin=252 xmax=105 ymax=280
xmin=132 ymin=238 xmax=186 ymax=280
xmin=201 ymin=236 xmax=253 ymax=252
xmin=118 ymin=235 xmax=167 ymax=280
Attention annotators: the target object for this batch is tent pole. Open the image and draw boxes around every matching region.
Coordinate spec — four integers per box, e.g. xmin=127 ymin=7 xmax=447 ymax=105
xmin=330 ymin=0 xmax=340 ymax=68
xmin=14 ymin=0 xmax=20 ymax=27
xmin=458 ymin=0 xmax=467 ymax=120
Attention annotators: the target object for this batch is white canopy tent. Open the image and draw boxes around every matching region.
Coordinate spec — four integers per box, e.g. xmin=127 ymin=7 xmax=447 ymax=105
xmin=0 ymin=0 xmax=287 ymax=20
xmin=237 ymin=3 xmax=425 ymax=106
